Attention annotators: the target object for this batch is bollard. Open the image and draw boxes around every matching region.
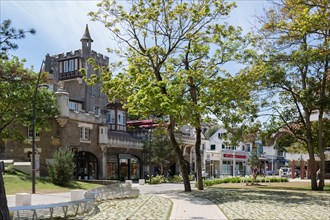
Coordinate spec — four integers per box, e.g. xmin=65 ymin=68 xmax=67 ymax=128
xmin=15 ymin=193 xmax=31 ymax=206
xmin=71 ymin=190 xmax=86 ymax=201
xmin=125 ymin=180 xmax=133 ymax=185
xmin=139 ymin=179 xmax=145 ymax=185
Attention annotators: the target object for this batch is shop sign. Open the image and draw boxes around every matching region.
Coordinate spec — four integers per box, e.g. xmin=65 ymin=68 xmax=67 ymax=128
xmin=223 ymin=154 xmax=247 ymax=159
xmin=119 ymin=154 xmax=131 ymax=159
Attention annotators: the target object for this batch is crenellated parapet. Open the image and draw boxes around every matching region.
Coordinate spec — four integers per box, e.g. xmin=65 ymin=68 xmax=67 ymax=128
xmin=68 ymin=109 xmax=105 ymax=124
xmin=90 ymin=50 xmax=109 ymax=64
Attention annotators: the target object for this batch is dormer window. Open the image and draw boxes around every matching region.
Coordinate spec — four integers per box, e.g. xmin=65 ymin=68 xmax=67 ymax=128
xmin=118 ymin=111 xmax=126 ymax=125
xmin=107 ymin=110 xmax=115 ymax=124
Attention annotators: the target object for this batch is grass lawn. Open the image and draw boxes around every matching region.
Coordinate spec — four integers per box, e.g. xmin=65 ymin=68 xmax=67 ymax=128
xmin=210 ymin=181 xmax=330 ymax=191
xmin=3 ymin=172 xmax=103 ymax=195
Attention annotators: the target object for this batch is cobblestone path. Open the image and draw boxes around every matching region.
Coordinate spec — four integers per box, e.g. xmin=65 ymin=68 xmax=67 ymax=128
xmin=191 ymin=188 xmax=330 ymax=220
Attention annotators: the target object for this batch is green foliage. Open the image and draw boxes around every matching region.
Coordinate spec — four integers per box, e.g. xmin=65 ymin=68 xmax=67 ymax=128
xmin=88 ymin=0 xmax=256 ymax=127
xmin=147 ymin=174 xmax=192 ymax=184
xmin=4 ymin=165 xmax=16 ymax=175
xmin=248 ymin=151 xmax=261 ymax=168
xmin=144 ymin=127 xmax=177 ymax=175
xmin=48 ymin=148 xmax=76 ymax=187
xmin=200 ymin=177 xmax=288 ymax=187
xmin=249 ymin=1 xmax=329 ymax=189
xmin=0 ymin=19 xmax=36 ymax=59
xmin=204 ymin=125 xmax=221 ymax=139
xmin=0 ymin=57 xmax=58 ymax=142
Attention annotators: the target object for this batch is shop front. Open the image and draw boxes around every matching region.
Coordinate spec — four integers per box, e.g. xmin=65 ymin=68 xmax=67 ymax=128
xmin=107 ymin=154 xmax=140 ymax=181
xmin=75 ymin=151 xmax=98 ymax=180
xmin=221 ymin=152 xmax=249 ymax=177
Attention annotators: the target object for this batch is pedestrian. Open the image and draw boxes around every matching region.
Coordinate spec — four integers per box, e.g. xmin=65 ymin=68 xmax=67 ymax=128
xmin=202 ymin=169 xmax=206 ymax=180
xmin=316 ymin=169 xmax=320 ymax=180
xmin=278 ymin=168 xmax=283 ymax=177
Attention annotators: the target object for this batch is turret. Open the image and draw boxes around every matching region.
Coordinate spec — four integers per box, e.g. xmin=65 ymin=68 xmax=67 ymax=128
xmin=55 ymin=88 xmax=69 ymax=127
xmin=80 ymin=24 xmax=93 ymax=58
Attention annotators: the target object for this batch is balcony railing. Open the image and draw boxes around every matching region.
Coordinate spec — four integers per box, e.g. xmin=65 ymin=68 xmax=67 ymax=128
xmin=59 ymin=70 xmax=82 ymax=80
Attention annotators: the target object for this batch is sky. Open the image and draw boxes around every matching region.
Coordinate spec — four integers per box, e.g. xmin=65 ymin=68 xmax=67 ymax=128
xmin=1 ymin=0 xmax=269 ymax=71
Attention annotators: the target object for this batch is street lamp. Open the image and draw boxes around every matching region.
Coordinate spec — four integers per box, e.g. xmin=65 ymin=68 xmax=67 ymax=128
xmin=32 ymin=60 xmax=44 ymax=194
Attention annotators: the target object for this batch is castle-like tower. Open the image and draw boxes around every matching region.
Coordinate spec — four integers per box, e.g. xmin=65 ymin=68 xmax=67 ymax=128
xmin=4 ymin=25 xmax=144 ymax=181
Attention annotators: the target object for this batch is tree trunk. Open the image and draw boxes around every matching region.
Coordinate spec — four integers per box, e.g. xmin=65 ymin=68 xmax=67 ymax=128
xmin=195 ymin=127 xmax=203 ymax=190
xmin=0 ymin=171 xmax=10 ymax=220
xmin=305 ymin=114 xmax=318 ymax=190
xmin=167 ymin=116 xmax=191 ymax=192
xmin=316 ymin=35 xmax=329 ymax=191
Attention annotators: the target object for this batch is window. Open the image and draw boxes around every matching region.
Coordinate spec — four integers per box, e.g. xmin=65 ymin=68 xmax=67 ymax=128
xmin=210 ymin=144 xmax=216 ymax=150
xmin=94 ymin=107 xmax=100 ymax=116
xmin=218 ymin=133 xmax=222 ymax=139
xmin=69 ymin=101 xmax=78 ymax=111
xmin=62 ymin=59 xmax=78 ymax=73
xmin=222 ymin=144 xmax=225 ymax=149
xmin=107 ymin=110 xmax=115 ymax=124
xmin=69 ymin=60 xmax=74 ymax=71
xmin=28 ymin=127 xmax=39 ymax=139
xmin=118 ymin=111 xmax=126 ymax=125
xmin=64 ymin=60 xmax=69 ymax=72
xmin=80 ymin=127 xmax=90 ymax=141
xmin=247 ymin=144 xmax=251 ymax=152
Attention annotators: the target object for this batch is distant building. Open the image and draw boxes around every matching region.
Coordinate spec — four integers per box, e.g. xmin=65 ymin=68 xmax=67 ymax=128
xmin=2 ymin=25 xmax=144 ymax=181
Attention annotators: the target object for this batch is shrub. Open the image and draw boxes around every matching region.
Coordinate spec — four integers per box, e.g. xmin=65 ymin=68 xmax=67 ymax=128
xmin=4 ymin=164 xmax=16 ymax=175
xmin=150 ymin=175 xmax=166 ymax=184
xmin=48 ymin=148 xmax=75 ymax=186
xmin=167 ymin=175 xmax=183 ymax=183
xmin=199 ymin=176 xmax=289 ymax=187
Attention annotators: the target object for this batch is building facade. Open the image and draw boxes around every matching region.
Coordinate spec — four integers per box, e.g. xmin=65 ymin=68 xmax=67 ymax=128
xmin=2 ymin=25 xmax=144 ymax=181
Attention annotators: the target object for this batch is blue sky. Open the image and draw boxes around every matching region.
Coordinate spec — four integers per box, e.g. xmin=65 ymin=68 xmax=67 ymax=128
xmin=1 ymin=0 xmax=268 ymax=71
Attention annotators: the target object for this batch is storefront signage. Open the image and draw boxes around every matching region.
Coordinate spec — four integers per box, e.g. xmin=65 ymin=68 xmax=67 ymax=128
xmin=119 ymin=154 xmax=131 ymax=159
xmin=223 ymin=154 xmax=247 ymax=159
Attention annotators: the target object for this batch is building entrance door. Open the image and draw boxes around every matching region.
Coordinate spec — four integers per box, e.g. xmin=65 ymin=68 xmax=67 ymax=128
xmin=75 ymin=151 xmax=98 ymax=180
xmin=120 ymin=159 xmax=128 ymax=180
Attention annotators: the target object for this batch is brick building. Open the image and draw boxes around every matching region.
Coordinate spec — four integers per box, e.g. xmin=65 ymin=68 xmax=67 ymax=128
xmin=2 ymin=25 xmax=144 ymax=181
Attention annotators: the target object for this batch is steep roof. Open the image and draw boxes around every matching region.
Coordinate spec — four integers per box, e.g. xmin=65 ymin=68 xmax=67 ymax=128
xmin=80 ymin=24 xmax=93 ymax=42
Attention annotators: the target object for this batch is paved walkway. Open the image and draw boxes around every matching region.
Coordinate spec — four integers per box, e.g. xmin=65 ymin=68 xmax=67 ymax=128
xmin=7 ymin=183 xmax=228 ymax=220
xmin=7 ymin=180 xmax=330 ymax=219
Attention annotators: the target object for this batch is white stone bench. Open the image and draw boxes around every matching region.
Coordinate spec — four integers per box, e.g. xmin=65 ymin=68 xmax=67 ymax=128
xmin=9 ymin=183 xmax=139 ymax=219
xmin=85 ymin=182 xmax=140 ymax=202
xmin=9 ymin=198 xmax=95 ymax=220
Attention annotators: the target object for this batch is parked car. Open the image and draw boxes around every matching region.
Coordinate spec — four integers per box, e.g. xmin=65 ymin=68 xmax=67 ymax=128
xmin=265 ymin=170 xmax=275 ymax=176
xmin=280 ymin=167 xmax=291 ymax=177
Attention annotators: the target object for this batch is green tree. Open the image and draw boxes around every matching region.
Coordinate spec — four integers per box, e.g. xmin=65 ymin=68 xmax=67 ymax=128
xmin=249 ymin=0 xmax=329 ymax=190
xmin=48 ymin=148 xmax=76 ymax=186
xmin=0 ymin=57 xmax=58 ymax=142
xmin=0 ymin=19 xmax=36 ymax=59
xmin=88 ymin=0 xmax=255 ymax=191
xmin=144 ymin=127 xmax=177 ymax=176
xmin=0 ymin=21 xmax=55 ymax=218
xmin=204 ymin=125 xmax=221 ymax=139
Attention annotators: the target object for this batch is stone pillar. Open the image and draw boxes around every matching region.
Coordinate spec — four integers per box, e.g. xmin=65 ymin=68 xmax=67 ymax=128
xmin=102 ymin=149 xmax=107 ymax=179
xmin=301 ymin=160 xmax=305 ymax=179
xmin=291 ymin=160 xmax=295 ymax=178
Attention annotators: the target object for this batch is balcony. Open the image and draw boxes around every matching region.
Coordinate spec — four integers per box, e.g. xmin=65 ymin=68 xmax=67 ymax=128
xmin=59 ymin=70 xmax=82 ymax=80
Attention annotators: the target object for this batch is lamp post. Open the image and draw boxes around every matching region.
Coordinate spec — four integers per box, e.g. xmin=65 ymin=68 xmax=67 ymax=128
xmin=32 ymin=60 xmax=44 ymax=194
